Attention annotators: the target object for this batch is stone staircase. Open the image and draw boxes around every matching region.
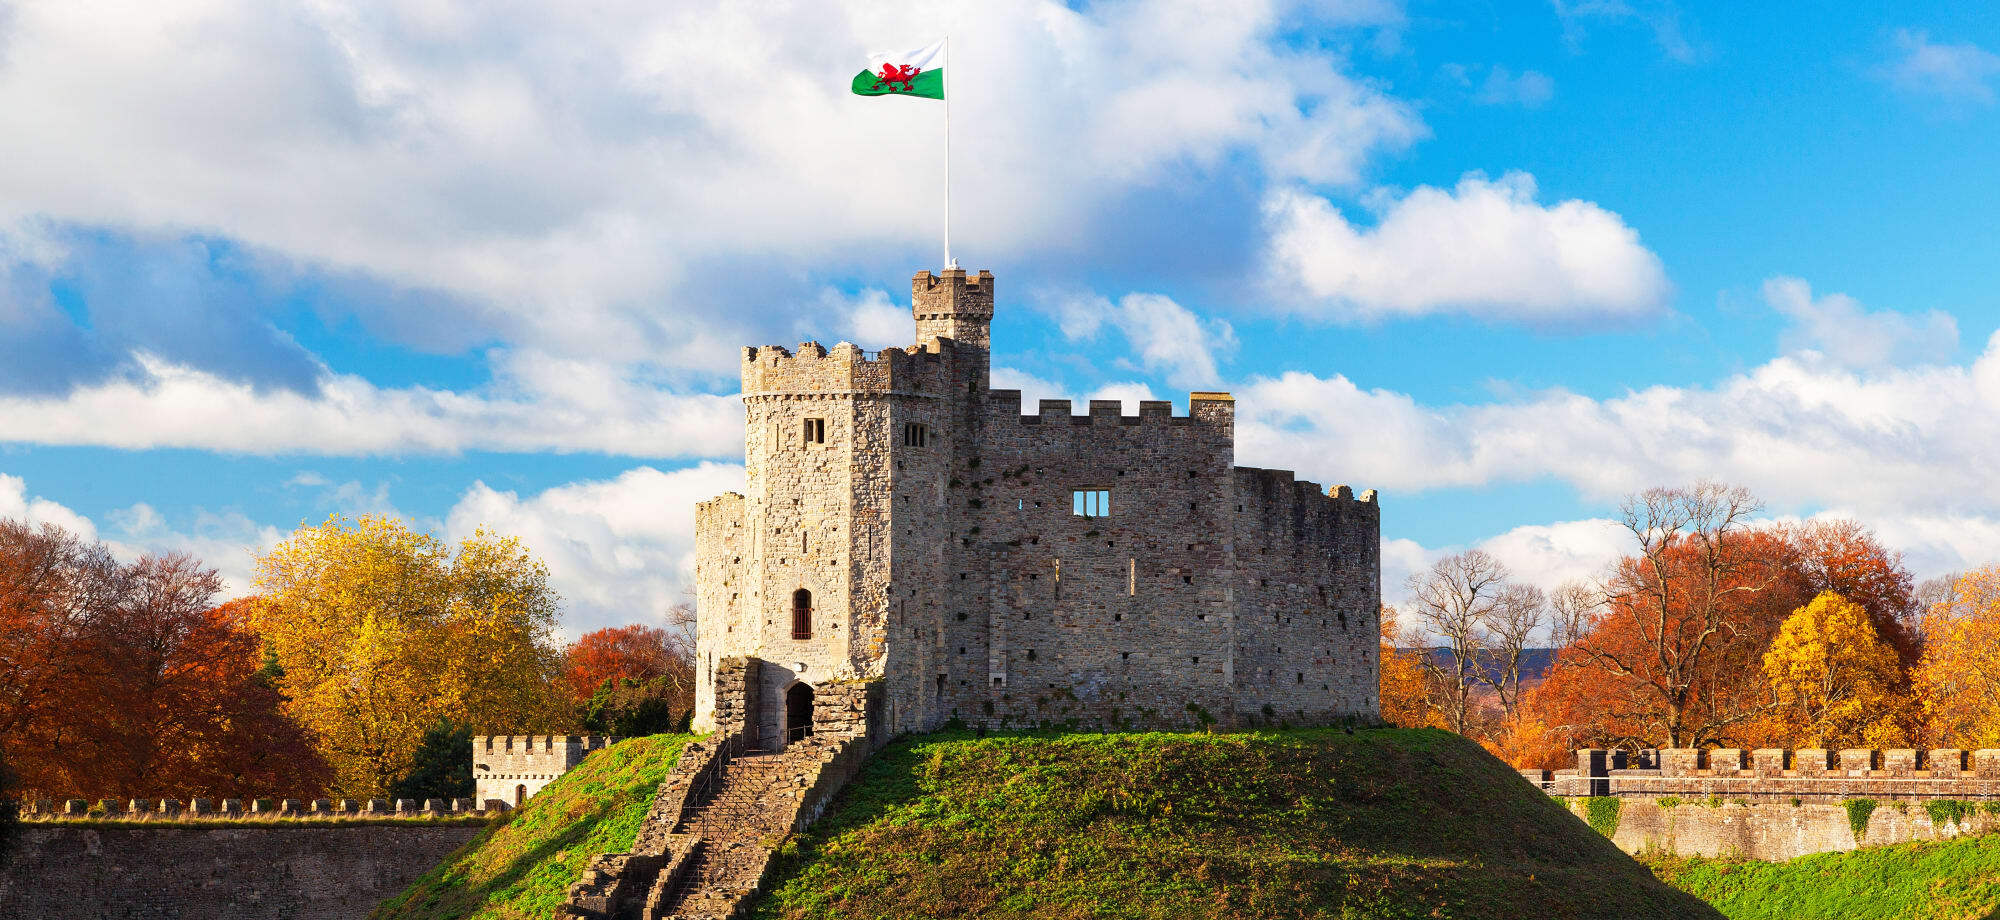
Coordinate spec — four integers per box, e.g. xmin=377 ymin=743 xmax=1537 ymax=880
xmin=563 ymin=734 xmax=874 ymax=920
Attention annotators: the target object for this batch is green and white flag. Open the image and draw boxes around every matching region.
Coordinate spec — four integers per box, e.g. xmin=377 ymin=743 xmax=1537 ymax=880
xmin=851 ymin=39 xmax=945 ymax=99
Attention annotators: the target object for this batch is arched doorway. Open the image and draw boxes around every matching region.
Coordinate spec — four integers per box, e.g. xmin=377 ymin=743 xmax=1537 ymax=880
xmin=515 ymin=784 xmax=527 ymax=808
xmin=786 ymin=683 xmax=815 ymax=744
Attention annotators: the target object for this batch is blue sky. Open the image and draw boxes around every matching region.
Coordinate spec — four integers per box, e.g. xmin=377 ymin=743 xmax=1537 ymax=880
xmin=4 ymin=0 xmax=1999 ymax=635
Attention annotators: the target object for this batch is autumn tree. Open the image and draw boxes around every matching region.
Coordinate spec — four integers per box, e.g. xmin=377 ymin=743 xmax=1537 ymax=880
xmin=1406 ymin=551 xmax=1510 ymax=735
xmin=1915 ymin=566 xmax=2000 ymax=748
xmin=251 ymin=515 xmax=572 ymax=796
xmin=1780 ymin=519 xmax=1920 ymax=668
xmin=1481 ymin=583 xmax=1547 ymax=722
xmin=1761 ymin=592 xmax=1908 ymax=748
xmin=564 ymin=612 xmax=695 ymax=715
xmin=1568 ymin=483 xmax=1778 ymax=748
xmin=1377 ymin=605 xmax=1434 ymax=728
xmin=0 ymin=521 xmax=329 ymax=799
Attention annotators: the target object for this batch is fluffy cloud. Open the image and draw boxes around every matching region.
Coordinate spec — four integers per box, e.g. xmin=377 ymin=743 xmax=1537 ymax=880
xmin=1236 ymin=318 xmax=2000 ymax=521
xmin=0 ymin=473 xmax=99 ymax=538
xmin=0 ymin=351 xmax=743 ymax=456
xmin=1381 ymin=518 xmax=1629 ymax=614
xmin=0 ymin=0 xmax=1420 ymax=370
xmin=1263 ymin=172 xmax=1670 ymax=323
xmin=1048 ymin=291 xmax=1236 ymax=387
xmin=1765 ymin=275 xmax=1957 ymax=369
xmin=444 ymin=462 xmax=746 ymax=636
xmin=0 ymin=474 xmax=279 ymax=594
xmin=1884 ymin=29 xmax=2000 ymax=104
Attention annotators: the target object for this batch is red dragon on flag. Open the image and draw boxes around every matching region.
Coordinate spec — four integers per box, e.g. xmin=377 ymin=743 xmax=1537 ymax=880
xmin=873 ymin=62 xmax=922 ymax=92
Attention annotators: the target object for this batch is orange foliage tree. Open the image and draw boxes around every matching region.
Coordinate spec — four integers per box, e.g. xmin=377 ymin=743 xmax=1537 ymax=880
xmin=0 ymin=520 xmax=330 ymax=798
xmin=564 ymin=617 xmax=692 ymax=705
xmin=1377 ymin=605 xmax=1436 ymax=729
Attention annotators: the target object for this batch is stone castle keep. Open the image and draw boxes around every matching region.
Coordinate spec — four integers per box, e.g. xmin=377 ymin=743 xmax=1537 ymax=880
xmin=691 ymin=268 xmax=1382 ymax=749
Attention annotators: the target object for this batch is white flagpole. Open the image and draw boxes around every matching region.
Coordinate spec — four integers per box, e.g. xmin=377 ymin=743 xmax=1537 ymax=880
xmin=943 ymin=35 xmax=954 ymax=270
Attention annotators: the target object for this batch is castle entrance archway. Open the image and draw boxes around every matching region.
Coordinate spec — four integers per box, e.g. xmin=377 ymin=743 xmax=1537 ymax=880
xmin=786 ymin=683 xmax=815 ymax=744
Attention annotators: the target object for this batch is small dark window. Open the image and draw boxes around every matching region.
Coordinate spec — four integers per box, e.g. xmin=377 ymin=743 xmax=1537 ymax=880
xmin=802 ymin=418 xmax=826 ymax=445
xmin=1026 ymin=649 xmax=1037 ymax=661
xmin=1073 ymin=489 xmax=1111 ymax=517
xmin=791 ymin=589 xmax=812 ymax=639
xmin=1297 ymin=672 xmax=1305 ymax=684
xmin=903 ymin=422 xmax=928 ymax=447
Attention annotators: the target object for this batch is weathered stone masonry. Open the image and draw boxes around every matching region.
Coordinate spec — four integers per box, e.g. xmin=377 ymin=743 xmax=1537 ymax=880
xmin=691 ymin=268 xmax=1382 ymax=746
xmin=472 ymin=734 xmax=618 ymax=807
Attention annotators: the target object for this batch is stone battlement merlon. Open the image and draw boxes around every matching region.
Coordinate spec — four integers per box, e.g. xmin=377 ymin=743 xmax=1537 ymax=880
xmin=1536 ymin=747 xmax=2000 ymax=801
xmin=740 ymin=339 xmax=955 ymax=398
xmin=984 ymin=390 xmax=1237 ymax=428
xmin=473 ymin=735 xmax=617 ymax=752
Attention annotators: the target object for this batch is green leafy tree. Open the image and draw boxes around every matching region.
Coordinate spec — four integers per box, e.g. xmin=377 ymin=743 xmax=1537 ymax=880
xmin=582 ymin=677 xmax=692 ymax=737
xmin=389 ymin=719 xmax=474 ymax=801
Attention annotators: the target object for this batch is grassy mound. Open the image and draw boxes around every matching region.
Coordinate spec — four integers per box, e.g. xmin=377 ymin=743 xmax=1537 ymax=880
xmin=753 ymin=727 xmax=1715 ymax=920
xmin=1647 ymin=835 xmax=2000 ymax=920
xmin=372 ymin=733 xmax=694 ymax=920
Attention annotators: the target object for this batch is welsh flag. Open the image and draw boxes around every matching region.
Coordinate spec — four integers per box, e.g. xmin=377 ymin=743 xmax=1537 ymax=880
xmin=851 ymin=39 xmax=945 ymax=100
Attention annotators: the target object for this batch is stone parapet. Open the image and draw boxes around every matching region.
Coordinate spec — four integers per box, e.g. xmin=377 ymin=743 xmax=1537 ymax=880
xmin=1558 ymin=747 xmax=2000 ymax=802
xmin=22 ymin=797 xmax=491 ymax=823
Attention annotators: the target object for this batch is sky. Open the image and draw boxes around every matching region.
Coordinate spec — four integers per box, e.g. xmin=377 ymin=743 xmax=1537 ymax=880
xmin=4 ymin=0 xmax=2000 ymax=637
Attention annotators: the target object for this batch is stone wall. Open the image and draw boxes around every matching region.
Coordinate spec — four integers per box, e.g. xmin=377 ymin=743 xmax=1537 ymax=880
xmin=1533 ymin=747 xmax=2000 ymax=802
xmin=0 ymin=824 xmax=481 ymax=920
xmin=693 ymin=267 xmax=1382 ymax=745
xmin=472 ymin=734 xmax=618 ymax=807
xmin=1563 ymin=798 xmax=2000 ymax=861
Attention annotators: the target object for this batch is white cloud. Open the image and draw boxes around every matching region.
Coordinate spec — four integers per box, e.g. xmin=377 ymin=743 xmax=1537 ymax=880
xmin=0 ymin=351 xmax=743 ymax=456
xmin=0 ymin=0 xmax=1422 ymax=366
xmin=1473 ymin=66 xmax=1555 ymax=107
xmin=1765 ymin=275 xmax=1957 ymax=369
xmin=828 ymin=288 xmax=911 ymax=348
xmin=444 ymin=462 xmax=746 ymax=636
xmin=1263 ymin=171 xmax=1669 ymax=323
xmin=1236 ymin=317 xmax=2000 ymax=523
xmin=0 ymin=473 xmax=99 ymax=539
xmin=1085 ymin=382 xmax=1159 ymax=414
xmin=1552 ymin=0 xmax=1700 ymax=64
xmin=991 ymin=366 xmax=1070 ymax=410
xmin=1884 ymin=29 xmax=2000 ymax=104
xmin=0 ymin=474 xmax=278 ymax=595
xmin=1049 ymin=292 xmax=1236 ymax=387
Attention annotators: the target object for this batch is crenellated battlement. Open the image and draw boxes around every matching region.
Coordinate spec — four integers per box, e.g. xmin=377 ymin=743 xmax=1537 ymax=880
xmin=22 ymin=797 xmax=494 ymax=822
xmin=983 ymin=390 xmax=1237 ymax=428
xmin=473 ymin=734 xmax=618 ymax=807
xmin=1532 ymin=747 xmax=2000 ymax=801
xmin=740 ymin=339 xmax=954 ymax=398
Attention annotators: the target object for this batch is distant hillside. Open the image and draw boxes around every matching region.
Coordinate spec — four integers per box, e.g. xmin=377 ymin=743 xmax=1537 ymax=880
xmin=372 ymin=733 xmax=693 ymax=920
xmin=1647 ymin=836 xmax=2000 ymax=920
xmin=1415 ymin=647 xmax=1561 ymax=685
xmin=751 ymin=727 xmax=1716 ymax=919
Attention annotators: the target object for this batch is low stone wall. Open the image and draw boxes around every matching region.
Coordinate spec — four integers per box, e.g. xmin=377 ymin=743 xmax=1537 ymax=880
xmin=0 ymin=824 xmax=483 ymax=919
xmin=1564 ymin=798 xmax=2000 ymax=861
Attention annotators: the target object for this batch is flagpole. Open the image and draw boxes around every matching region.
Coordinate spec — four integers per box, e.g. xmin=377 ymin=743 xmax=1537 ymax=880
xmin=943 ymin=34 xmax=953 ymax=270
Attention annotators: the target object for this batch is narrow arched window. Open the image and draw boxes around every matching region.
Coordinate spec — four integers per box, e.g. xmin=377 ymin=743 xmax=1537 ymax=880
xmin=792 ymin=589 xmax=813 ymax=639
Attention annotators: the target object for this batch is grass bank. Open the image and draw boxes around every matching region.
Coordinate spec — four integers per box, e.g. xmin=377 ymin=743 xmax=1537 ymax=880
xmin=1647 ymin=834 xmax=2000 ymax=920
xmin=371 ymin=733 xmax=694 ymax=920
xmin=753 ymin=727 xmax=1716 ymax=920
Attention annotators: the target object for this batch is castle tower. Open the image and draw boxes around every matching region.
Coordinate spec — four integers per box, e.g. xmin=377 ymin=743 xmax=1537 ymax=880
xmin=912 ymin=268 xmax=993 ymax=389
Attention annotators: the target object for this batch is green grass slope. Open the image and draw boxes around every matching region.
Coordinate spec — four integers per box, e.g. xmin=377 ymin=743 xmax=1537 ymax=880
xmin=371 ymin=733 xmax=694 ymax=920
xmin=753 ymin=727 xmax=1717 ymax=920
xmin=1647 ymin=835 xmax=2000 ymax=920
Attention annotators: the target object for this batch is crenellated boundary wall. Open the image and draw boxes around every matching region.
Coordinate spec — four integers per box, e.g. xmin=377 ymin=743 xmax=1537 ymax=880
xmin=1523 ymin=747 xmax=2000 ymax=860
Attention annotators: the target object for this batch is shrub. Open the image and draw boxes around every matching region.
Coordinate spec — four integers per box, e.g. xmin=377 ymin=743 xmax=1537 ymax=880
xmin=1585 ymin=796 xmax=1623 ymax=839
xmin=1846 ymin=799 xmax=1877 ymax=840
xmin=1926 ymin=799 xmax=1970 ymax=827
xmin=1656 ymin=797 xmax=1683 ymax=809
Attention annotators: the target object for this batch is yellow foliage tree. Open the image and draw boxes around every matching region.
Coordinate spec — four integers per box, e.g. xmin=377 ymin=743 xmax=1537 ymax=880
xmin=1915 ymin=566 xmax=2000 ymax=748
xmin=1760 ymin=591 xmax=1908 ymax=749
xmin=250 ymin=515 xmax=572 ymax=795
